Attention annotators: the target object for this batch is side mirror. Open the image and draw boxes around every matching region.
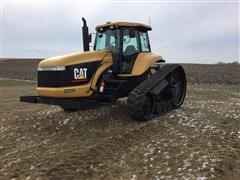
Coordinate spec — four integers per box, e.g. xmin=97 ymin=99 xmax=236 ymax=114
xmin=88 ymin=34 xmax=92 ymax=43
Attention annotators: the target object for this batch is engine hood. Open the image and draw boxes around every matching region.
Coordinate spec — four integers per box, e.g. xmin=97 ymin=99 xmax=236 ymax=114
xmin=39 ymin=50 xmax=110 ymax=67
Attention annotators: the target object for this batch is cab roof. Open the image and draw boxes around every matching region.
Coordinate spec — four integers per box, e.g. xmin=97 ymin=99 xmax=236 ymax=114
xmin=96 ymin=22 xmax=152 ymax=31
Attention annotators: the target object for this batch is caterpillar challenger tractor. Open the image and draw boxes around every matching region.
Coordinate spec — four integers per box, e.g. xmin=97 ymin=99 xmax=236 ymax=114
xmin=20 ymin=18 xmax=186 ymax=121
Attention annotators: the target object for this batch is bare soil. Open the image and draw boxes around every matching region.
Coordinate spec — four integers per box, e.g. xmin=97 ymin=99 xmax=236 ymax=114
xmin=0 ymin=59 xmax=41 ymax=81
xmin=0 ymin=79 xmax=240 ymax=179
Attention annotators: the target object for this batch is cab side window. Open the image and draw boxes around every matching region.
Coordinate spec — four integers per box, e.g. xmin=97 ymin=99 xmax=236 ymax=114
xmin=140 ymin=32 xmax=150 ymax=52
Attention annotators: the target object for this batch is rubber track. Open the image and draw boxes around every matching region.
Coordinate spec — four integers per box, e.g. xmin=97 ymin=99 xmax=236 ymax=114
xmin=127 ymin=64 xmax=180 ymax=121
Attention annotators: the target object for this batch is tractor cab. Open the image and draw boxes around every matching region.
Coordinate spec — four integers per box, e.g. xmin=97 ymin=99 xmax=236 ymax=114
xmin=92 ymin=22 xmax=152 ymax=74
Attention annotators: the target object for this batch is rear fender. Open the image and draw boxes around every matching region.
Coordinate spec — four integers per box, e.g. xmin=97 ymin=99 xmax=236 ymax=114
xmin=119 ymin=52 xmax=165 ymax=77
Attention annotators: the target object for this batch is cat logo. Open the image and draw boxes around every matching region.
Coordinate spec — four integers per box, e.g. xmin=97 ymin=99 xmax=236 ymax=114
xmin=73 ymin=68 xmax=87 ymax=80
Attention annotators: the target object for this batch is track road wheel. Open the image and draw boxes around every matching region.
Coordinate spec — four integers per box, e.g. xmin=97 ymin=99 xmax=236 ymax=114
xmin=127 ymin=93 xmax=153 ymax=121
xmin=168 ymin=66 xmax=187 ymax=108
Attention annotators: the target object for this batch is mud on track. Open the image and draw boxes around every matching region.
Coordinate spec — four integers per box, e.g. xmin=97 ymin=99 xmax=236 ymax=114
xmin=0 ymin=79 xmax=240 ymax=179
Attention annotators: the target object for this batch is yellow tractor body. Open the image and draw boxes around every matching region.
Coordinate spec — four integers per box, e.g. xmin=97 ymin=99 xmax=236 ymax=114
xmin=20 ymin=18 xmax=186 ymax=121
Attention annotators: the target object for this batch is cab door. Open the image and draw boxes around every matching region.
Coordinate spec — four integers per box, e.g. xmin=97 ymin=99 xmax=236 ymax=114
xmin=120 ymin=28 xmax=140 ymax=73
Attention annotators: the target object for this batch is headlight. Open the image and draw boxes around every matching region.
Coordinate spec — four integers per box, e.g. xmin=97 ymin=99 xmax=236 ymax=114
xmin=38 ymin=66 xmax=66 ymax=71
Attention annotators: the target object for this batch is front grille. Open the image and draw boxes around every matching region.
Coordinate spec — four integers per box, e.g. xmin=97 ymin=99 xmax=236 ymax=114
xmin=38 ymin=61 xmax=100 ymax=87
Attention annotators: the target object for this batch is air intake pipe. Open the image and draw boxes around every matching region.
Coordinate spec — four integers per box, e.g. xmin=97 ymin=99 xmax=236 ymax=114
xmin=82 ymin=17 xmax=90 ymax=51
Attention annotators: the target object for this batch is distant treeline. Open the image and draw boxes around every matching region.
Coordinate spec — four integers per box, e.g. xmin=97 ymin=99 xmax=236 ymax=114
xmin=1 ymin=58 xmax=239 ymax=66
xmin=217 ymin=61 xmax=239 ymax=65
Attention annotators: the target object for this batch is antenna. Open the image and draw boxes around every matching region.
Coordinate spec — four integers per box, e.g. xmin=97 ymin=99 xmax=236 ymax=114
xmin=148 ymin=17 xmax=151 ymax=26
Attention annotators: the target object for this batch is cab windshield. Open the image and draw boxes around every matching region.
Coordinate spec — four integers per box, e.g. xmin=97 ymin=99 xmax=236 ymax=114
xmin=94 ymin=29 xmax=116 ymax=52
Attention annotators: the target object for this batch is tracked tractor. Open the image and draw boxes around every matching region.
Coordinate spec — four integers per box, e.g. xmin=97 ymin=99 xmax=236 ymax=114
xmin=20 ymin=18 xmax=186 ymax=121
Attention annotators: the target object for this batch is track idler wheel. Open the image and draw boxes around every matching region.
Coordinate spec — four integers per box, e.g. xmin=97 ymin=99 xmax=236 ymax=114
xmin=127 ymin=94 xmax=154 ymax=121
xmin=167 ymin=66 xmax=187 ymax=108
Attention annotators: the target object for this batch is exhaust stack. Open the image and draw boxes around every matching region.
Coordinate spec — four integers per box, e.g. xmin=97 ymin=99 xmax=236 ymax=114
xmin=82 ymin=17 xmax=90 ymax=51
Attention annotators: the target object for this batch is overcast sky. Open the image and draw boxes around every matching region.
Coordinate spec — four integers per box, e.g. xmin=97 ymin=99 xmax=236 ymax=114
xmin=1 ymin=0 xmax=239 ymax=63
